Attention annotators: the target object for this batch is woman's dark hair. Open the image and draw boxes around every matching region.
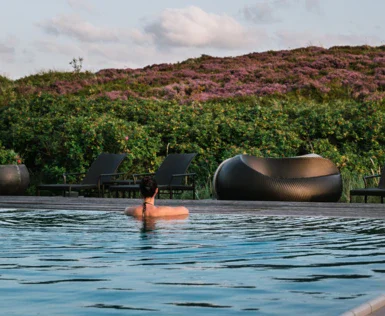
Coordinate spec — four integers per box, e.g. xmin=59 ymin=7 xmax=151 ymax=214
xmin=140 ymin=176 xmax=158 ymax=198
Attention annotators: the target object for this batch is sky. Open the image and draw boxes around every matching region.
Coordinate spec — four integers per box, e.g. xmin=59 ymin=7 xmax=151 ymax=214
xmin=1 ymin=0 xmax=385 ymax=79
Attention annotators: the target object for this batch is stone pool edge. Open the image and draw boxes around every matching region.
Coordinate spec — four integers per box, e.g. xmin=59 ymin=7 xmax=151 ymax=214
xmin=340 ymin=294 xmax=385 ymax=316
xmin=1 ymin=196 xmax=385 ymax=218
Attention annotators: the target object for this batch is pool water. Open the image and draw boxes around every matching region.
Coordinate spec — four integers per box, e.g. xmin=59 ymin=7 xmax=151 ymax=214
xmin=1 ymin=210 xmax=385 ymax=315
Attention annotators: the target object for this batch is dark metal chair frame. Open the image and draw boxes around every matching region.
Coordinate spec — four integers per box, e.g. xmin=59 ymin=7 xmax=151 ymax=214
xmin=37 ymin=153 xmax=127 ymax=197
xmin=350 ymin=168 xmax=385 ymax=203
xmin=109 ymin=153 xmax=197 ymax=199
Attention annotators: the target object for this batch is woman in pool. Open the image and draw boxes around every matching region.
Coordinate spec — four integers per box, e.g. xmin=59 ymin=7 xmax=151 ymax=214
xmin=124 ymin=176 xmax=189 ymax=218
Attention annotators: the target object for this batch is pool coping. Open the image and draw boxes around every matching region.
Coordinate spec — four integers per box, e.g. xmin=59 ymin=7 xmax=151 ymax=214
xmin=340 ymin=294 xmax=385 ymax=316
xmin=2 ymin=195 xmax=385 ymax=218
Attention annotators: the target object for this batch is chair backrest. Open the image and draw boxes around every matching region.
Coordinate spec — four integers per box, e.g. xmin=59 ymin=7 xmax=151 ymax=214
xmin=81 ymin=153 xmax=127 ymax=185
xmin=378 ymin=165 xmax=385 ymax=189
xmin=154 ymin=153 xmax=196 ymax=185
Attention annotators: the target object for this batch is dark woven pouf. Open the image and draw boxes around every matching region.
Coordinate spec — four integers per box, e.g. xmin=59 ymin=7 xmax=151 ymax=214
xmin=213 ymin=155 xmax=342 ymax=202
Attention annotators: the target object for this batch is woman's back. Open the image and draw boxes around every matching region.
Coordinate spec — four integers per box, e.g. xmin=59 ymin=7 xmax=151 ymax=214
xmin=124 ymin=204 xmax=189 ymax=218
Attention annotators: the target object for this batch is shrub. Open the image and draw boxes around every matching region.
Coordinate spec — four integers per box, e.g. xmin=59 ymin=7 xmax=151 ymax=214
xmin=1 ymin=93 xmax=385 ymax=202
xmin=0 ymin=142 xmax=22 ymax=165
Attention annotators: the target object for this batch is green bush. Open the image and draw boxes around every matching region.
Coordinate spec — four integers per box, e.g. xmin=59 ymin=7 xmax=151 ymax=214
xmin=0 ymin=93 xmax=385 ymax=201
xmin=0 ymin=141 xmax=22 ymax=165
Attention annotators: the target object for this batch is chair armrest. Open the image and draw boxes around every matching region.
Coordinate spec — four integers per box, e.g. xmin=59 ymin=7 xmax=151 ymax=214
xmin=101 ymin=172 xmax=126 ymax=177
xmin=62 ymin=172 xmax=87 ymax=184
xmin=363 ymin=174 xmax=380 ymax=187
xmin=171 ymin=173 xmax=196 ymax=178
xmin=100 ymin=172 xmax=128 ymax=183
xmin=169 ymin=173 xmax=196 ymax=186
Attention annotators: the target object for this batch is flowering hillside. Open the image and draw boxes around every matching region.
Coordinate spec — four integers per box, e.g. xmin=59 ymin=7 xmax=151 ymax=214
xmin=3 ymin=45 xmax=385 ymax=104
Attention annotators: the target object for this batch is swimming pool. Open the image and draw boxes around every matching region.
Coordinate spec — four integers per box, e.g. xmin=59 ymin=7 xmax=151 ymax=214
xmin=1 ymin=209 xmax=385 ymax=315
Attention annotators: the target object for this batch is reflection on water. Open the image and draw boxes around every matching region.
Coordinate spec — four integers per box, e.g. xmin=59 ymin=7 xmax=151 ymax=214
xmin=138 ymin=214 xmax=189 ymax=240
xmin=1 ymin=210 xmax=385 ymax=315
xmin=166 ymin=302 xmax=232 ymax=308
xmin=141 ymin=217 xmax=157 ymax=234
xmin=86 ymin=303 xmax=159 ymax=311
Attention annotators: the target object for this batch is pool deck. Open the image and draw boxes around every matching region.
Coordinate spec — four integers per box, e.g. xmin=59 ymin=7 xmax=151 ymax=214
xmin=1 ymin=195 xmax=385 ymax=316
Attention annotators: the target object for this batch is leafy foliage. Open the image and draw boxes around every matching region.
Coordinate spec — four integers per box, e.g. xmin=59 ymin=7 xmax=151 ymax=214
xmin=69 ymin=57 xmax=84 ymax=73
xmin=2 ymin=45 xmax=385 ymax=200
xmin=0 ymin=92 xmax=384 ymax=200
xmin=0 ymin=141 xmax=22 ymax=165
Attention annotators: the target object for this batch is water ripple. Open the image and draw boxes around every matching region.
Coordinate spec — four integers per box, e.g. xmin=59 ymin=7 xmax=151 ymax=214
xmin=21 ymin=278 xmax=109 ymax=284
xmin=86 ymin=303 xmax=158 ymax=311
xmin=166 ymin=302 xmax=232 ymax=308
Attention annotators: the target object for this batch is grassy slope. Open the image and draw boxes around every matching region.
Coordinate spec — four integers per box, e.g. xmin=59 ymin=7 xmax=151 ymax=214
xmin=2 ymin=45 xmax=385 ymax=105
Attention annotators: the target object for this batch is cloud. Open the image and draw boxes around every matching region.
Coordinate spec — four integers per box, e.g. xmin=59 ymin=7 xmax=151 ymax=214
xmin=241 ymin=2 xmax=280 ymax=24
xmin=241 ymin=0 xmax=293 ymax=24
xmin=0 ymin=43 xmax=15 ymax=55
xmin=87 ymin=42 xmax=158 ymax=64
xmin=37 ymin=14 xmax=119 ymax=43
xmin=0 ymin=37 xmax=17 ymax=63
xmin=30 ymin=6 xmax=272 ymax=74
xmin=241 ymin=0 xmax=322 ymax=24
xmin=275 ymin=30 xmax=382 ymax=48
xmin=34 ymin=39 xmax=83 ymax=56
xmin=126 ymin=28 xmax=154 ymax=46
xmin=35 ymin=7 xmax=265 ymax=54
xmin=143 ymin=6 xmax=252 ymax=49
xmin=305 ymin=0 xmax=322 ymax=14
xmin=21 ymin=49 xmax=35 ymax=64
xmin=67 ymin=0 xmax=95 ymax=13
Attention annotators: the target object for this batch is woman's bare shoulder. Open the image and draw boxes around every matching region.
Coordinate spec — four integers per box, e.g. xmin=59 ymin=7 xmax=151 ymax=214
xmin=124 ymin=206 xmax=142 ymax=216
xmin=155 ymin=206 xmax=189 ymax=217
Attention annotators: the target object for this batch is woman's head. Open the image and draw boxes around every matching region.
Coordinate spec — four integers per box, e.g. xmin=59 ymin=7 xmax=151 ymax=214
xmin=140 ymin=176 xmax=158 ymax=198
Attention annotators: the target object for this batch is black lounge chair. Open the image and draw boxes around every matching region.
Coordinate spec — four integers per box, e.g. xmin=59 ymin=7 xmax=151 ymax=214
xmin=37 ymin=153 xmax=127 ymax=197
xmin=350 ymin=167 xmax=385 ymax=203
xmin=109 ymin=153 xmax=197 ymax=199
xmin=213 ymin=154 xmax=342 ymax=202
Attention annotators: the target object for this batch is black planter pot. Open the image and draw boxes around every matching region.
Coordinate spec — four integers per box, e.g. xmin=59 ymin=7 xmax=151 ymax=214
xmin=213 ymin=155 xmax=342 ymax=202
xmin=0 ymin=164 xmax=30 ymax=195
